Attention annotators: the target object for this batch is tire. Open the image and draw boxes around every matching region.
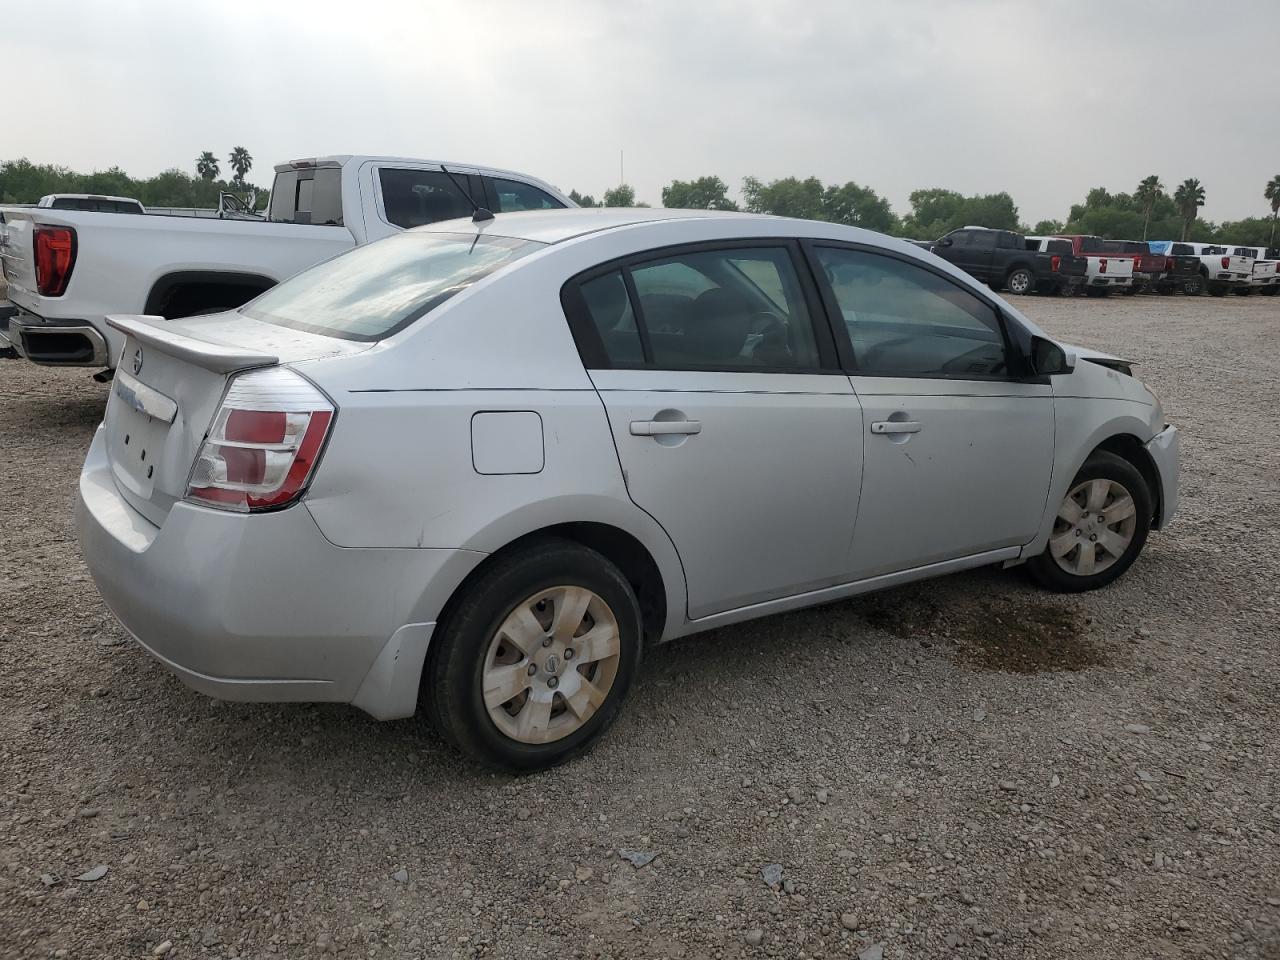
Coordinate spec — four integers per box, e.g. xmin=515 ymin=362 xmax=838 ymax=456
xmin=1121 ymin=284 xmax=1139 ymax=296
xmin=424 ymin=538 xmax=643 ymax=771
xmin=1207 ymin=283 xmax=1227 ymax=297
xmin=1261 ymin=286 xmax=1280 ymax=296
xmin=1085 ymin=287 xmax=1109 ymax=298
xmin=1232 ymin=287 xmax=1253 ymax=296
xmin=1183 ymin=276 xmax=1204 ymax=295
xmin=1027 ymin=451 xmax=1152 ymax=593
xmin=1155 ymin=284 xmax=1176 ymax=296
xmin=1005 ymin=267 xmax=1033 ymax=296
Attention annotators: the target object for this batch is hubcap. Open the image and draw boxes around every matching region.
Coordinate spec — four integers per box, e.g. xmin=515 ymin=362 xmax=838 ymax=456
xmin=1048 ymin=478 xmax=1137 ymax=577
xmin=1011 ymin=272 xmax=1029 ymax=293
xmin=481 ymin=586 xmax=621 ymax=745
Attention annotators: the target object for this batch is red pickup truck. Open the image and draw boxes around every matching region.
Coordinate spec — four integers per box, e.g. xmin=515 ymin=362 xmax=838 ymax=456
xmin=1057 ymin=235 xmax=1168 ymax=293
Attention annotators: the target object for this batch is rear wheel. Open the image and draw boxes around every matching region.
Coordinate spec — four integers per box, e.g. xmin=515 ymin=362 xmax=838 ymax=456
xmin=1005 ymin=267 xmax=1033 ymax=296
xmin=1027 ymin=452 xmax=1151 ymax=593
xmin=1183 ymin=275 xmax=1204 ymax=295
xmin=1155 ymin=284 xmax=1176 ymax=296
xmin=1085 ymin=287 xmax=1110 ymax=298
xmin=425 ymin=539 xmax=642 ymax=771
xmin=1261 ymin=286 xmax=1280 ymax=296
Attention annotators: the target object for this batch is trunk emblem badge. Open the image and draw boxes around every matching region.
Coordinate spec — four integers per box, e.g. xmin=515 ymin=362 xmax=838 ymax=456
xmin=131 ymin=347 xmax=144 ymax=375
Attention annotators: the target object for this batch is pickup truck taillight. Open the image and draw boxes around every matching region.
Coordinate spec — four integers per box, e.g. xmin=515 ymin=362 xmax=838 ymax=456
xmin=1221 ymin=256 xmax=1231 ymax=269
xmin=33 ymin=225 xmax=77 ymax=296
xmin=1051 ymin=255 xmax=1061 ymax=272
xmin=186 ymin=368 xmax=335 ymax=513
xmin=1099 ymin=258 xmax=1107 ymax=274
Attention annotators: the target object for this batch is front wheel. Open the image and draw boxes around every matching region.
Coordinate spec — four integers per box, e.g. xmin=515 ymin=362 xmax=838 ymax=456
xmin=1027 ymin=452 xmax=1152 ymax=593
xmin=1005 ymin=267 xmax=1033 ymax=295
xmin=425 ymin=540 xmax=643 ymax=771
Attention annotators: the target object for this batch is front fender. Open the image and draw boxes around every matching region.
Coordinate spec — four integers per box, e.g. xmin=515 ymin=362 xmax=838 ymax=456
xmin=1020 ymin=402 xmax=1156 ymax=561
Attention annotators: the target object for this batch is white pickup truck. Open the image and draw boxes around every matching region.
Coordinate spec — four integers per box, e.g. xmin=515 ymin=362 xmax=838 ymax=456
xmin=1225 ymin=245 xmax=1280 ymax=294
xmin=1152 ymin=241 xmax=1254 ymax=296
xmin=0 ymin=155 xmax=573 ymax=370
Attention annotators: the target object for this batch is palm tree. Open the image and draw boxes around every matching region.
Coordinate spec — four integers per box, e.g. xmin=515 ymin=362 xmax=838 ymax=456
xmin=1266 ymin=175 xmax=1280 ymax=245
xmin=227 ymin=146 xmax=253 ymax=186
xmin=196 ymin=151 xmax=220 ymax=181
xmin=1135 ymin=174 xmax=1164 ymax=240
xmin=1173 ymin=178 xmax=1206 ymax=242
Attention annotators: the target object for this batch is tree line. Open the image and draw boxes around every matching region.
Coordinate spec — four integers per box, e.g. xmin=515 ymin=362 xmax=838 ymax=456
xmin=571 ymin=173 xmax=1280 ymax=247
xmin=3 ymin=154 xmax=1277 ymax=246
xmin=0 ymin=147 xmax=264 ymax=210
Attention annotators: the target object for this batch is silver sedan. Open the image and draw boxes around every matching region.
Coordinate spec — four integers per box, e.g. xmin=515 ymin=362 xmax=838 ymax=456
xmin=77 ymin=209 xmax=1178 ymax=770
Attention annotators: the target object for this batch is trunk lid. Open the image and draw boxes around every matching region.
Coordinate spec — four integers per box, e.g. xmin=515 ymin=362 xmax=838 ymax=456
xmin=1252 ymin=259 xmax=1277 ymax=280
xmin=102 ymin=312 xmax=366 ymax=526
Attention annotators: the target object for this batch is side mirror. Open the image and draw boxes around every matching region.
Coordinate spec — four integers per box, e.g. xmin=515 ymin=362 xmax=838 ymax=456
xmin=936 ymin=237 xmax=953 ymax=248
xmin=1030 ymin=336 xmax=1075 ymax=376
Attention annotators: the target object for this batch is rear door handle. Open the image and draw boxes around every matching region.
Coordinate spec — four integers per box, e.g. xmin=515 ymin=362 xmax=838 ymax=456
xmin=870 ymin=420 xmax=921 ymax=435
xmin=630 ymin=419 xmax=702 ymax=437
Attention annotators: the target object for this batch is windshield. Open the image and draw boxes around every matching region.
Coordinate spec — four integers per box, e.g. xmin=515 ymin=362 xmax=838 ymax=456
xmin=241 ymin=232 xmax=546 ymax=341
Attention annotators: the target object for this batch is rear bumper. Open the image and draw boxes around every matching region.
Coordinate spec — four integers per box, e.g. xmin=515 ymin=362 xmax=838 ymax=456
xmin=7 ymin=310 xmax=110 ymax=366
xmin=1248 ymin=275 xmax=1279 ymax=286
xmin=1089 ymin=277 xmax=1133 ymax=286
xmin=75 ymin=426 xmax=485 ymax=720
xmin=1145 ymin=424 xmax=1179 ymax=529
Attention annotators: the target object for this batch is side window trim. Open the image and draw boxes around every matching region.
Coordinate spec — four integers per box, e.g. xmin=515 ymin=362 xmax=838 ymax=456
xmin=799 ymin=239 xmax=1030 ymax=382
xmin=560 ymin=238 xmax=843 ymax=373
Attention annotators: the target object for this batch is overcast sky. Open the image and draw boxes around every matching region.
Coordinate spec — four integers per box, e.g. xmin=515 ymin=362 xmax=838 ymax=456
xmin=7 ymin=0 xmax=1277 ymax=225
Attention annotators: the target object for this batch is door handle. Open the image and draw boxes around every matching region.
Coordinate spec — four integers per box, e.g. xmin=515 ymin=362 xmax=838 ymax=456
xmin=630 ymin=419 xmax=702 ymax=437
xmin=870 ymin=420 xmax=921 ymax=435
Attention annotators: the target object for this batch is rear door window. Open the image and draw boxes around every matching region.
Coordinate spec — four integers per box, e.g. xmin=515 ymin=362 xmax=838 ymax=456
xmin=378 ymin=169 xmax=474 ymax=228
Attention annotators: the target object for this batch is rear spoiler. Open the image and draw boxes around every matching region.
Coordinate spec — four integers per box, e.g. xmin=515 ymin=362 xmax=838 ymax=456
xmin=106 ymin=315 xmax=278 ymax=374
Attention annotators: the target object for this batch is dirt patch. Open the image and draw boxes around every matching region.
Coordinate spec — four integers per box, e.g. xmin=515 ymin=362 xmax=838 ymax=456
xmin=953 ymin=601 xmax=1104 ymax=673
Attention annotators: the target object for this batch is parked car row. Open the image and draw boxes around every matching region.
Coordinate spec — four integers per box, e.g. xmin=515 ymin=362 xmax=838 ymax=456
xmin=916 ymin=227 xmax=1280 ymax=298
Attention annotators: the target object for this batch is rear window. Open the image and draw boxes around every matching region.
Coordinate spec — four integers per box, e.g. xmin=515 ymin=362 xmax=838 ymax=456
xmin=1045 ymin=239 xmax=1072 ymax=255
xmin=269 ymin=168 xmax=343 ymax=225
xmin=1171 ymin=243 xmax=1195 ymax=256
xmin=240 ymin=232 xmax=545 ymax=341
xmin=1078 ymin=237 xmax=1105 ymax=253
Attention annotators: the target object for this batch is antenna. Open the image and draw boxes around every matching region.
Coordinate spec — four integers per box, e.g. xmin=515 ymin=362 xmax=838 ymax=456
xmin=439 ymin=165 xmax=494 ymax=223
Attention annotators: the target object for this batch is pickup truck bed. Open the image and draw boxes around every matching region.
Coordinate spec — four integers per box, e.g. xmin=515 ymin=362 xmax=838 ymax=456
xmin=0 ymin=155 xmax=572 ymax=370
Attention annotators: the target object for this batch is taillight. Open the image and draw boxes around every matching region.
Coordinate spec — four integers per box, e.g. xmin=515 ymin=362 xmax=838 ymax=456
xmin=1051 ymin=255 xmax=1061 ymax=272
xmin=33 ymin=225 xmax=76 ymax=296
xmin=1221 ymin=256 xmax=1230 ymax=269
xmin=186 ymin=367 xmax=334 ymax=513
xmin=1100 ymin=258 xmax=1108 ymax=273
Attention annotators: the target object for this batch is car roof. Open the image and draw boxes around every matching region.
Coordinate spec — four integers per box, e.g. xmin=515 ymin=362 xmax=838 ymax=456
xmin=412 ymin=208 xmax=769 ymax=245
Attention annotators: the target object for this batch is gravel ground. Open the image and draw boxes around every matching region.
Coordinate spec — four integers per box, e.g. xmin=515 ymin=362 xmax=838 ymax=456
xmin=2 ymin=294 xmax=1278 ymax=960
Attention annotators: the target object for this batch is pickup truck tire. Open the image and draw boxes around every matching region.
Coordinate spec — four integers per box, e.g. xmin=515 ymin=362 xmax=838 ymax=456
xmin=1085 ymin=288 xmax=1110 ymax=298
xmin=1260 ymin=287 xmax=1279 ymax=296
xmin=1231 ymin=287 xmax=1253 ymax=296
xmin=1004 ymin=267 xmax=1033 ymax=296
xmin=1183 ymin=276 xmax=1204 ymax=295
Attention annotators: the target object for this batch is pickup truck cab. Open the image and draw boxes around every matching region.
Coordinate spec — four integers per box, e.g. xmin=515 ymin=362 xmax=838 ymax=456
xmin=1225 ymin=245 xmax=1280 ymax=294
xmin=1050 ymin=235 xmax=1135 ymax=296
xmin=0 ymin=155 xmax=573 ymax=369
xmin=930 ymin=226 xmax=1065 ymax=295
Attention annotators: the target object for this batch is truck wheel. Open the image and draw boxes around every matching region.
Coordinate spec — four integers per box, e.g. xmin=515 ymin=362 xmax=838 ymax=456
xmin=1231 ymin=287 xmax=1253 ymax=296
xmin=1184 ymin=276 xmax=1204 ymax=295
xmin=1005 ymin=267 xmax=1033 ymax=296
xmin=1261 ymin=286 xmax=1279 ymax=296
xmin=1155 ymin=284 xmax=1176 ymax=296
xmin=1207 ymin=282 xmax=1227 ymax=297
xmin=1085 ymin=287 xmax=1109 ymax=298
xmin=1121 ymin=285 xmax=1139 ymax=296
